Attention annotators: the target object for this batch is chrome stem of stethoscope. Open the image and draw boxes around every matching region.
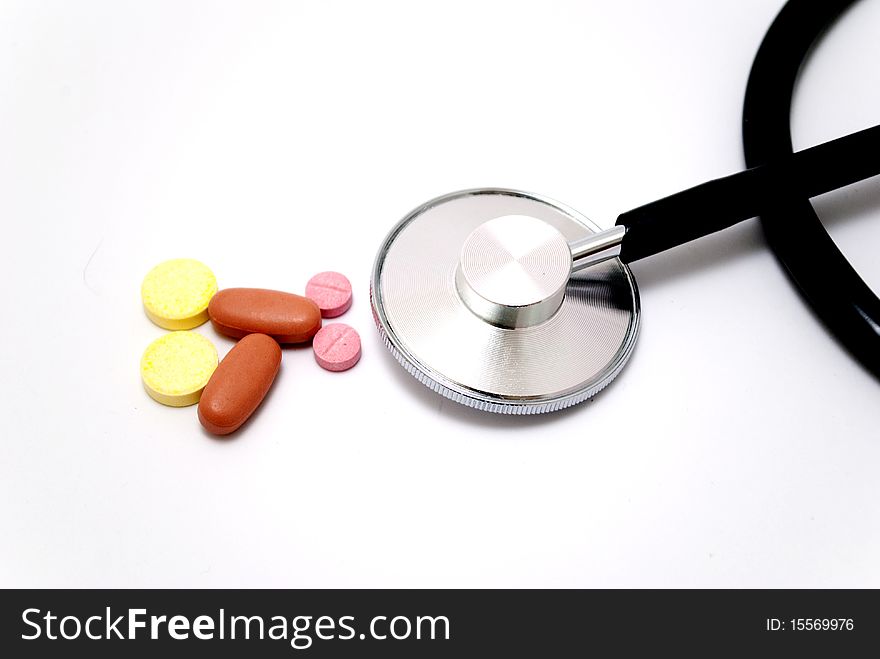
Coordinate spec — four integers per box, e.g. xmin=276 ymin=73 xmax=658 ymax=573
xmin=569 ymin=225 xmax=626 ymax=273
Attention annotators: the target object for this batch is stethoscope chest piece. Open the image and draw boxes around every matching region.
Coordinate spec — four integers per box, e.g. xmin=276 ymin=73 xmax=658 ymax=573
xmin=371 ymin=188 xmax=640 ymax=414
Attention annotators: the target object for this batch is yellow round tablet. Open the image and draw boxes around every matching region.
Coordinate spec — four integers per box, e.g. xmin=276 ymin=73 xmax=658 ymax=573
xmin=140 ymin=331 xmax=218 ymax=407
xmin=141 ymin=258 xmax=217 ymax=330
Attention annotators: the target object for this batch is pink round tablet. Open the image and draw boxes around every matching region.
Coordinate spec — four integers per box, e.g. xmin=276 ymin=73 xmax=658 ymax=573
xmin=305 ymin=271 xmax=353 ymax=318
xmin=312 ymin=323 xmax=361 ymax=372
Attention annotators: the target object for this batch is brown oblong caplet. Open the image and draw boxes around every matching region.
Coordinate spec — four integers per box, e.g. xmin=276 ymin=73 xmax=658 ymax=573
xmin=208 ymin=288 xmax=322 ymax=343
xmin=198 ymin=333 xmax=282 ymax=436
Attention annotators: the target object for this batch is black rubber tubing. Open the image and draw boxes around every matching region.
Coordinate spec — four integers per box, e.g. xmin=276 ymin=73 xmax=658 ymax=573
xmin=742 ymin=0 xmax=880 ymax=380
xmin=615 ymin=120 xmax=880 ymax=263
xmin=611 ymin=0 xmax=880 ymax=380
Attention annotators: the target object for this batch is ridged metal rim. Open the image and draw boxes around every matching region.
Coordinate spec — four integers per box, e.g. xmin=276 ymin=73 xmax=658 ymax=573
xmin=370 ymin=188 xmax=641 ymax=414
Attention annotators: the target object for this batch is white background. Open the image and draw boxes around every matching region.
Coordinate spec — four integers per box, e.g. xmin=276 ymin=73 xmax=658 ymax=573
xmin=1 ymin=0 xmax=879 ymax=588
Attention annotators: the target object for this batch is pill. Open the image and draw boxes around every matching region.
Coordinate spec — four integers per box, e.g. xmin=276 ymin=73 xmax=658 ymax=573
xmin=312 ymin=323 xmax=361 ymax=371
xmin=208 ymin=288 xmax=322 ymax=344
xmin=198 ymin=333 xmax=281 ymax=435
xmin=305 ymin=271 xmax=353 ymax=318
xmin=141 ymin=258 xmax=218 ymax=330
xmin=140 ymin=331 xmax=218 ymax=407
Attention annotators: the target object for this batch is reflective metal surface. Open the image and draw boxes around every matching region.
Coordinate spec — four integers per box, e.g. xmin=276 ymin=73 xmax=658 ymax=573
xmin=456 ymin=215 xmax=572 ymax=329
xmin=371 ymin=188 xmax=641 ymax=414
xmin=570 ymin=225 xmax=626 ymax=272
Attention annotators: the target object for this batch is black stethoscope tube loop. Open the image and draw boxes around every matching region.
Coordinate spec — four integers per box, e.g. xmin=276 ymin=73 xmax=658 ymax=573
xmin=615 ymin=122 xmax=880 ymax=263
xmin=742 ymin=0 xmax=880 ymax=380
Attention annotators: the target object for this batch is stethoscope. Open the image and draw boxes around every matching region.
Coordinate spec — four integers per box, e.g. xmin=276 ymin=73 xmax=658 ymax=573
xmin=370 ymin=0 xmax=880 ymax=414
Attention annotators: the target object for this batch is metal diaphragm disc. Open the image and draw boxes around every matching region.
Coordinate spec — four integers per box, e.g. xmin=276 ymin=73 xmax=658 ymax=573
xmin=370 ymin=188 xmax=640 ymax=414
